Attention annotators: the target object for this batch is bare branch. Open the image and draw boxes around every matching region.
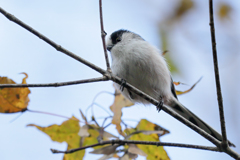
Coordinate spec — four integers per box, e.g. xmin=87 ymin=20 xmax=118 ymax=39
xmin=0 ymin=77 xmax=108 ymax=88
xmin=1 ymin=5 xmax=240 ymax=158
xmin=99 ymin=0 xmax=111 ymax=72
xmin=0 ymin=6 xmax=221 ymax=148
xmin=0 ymin=7 xmax=106 ymax=75
xmin=208 ymin=0 xmax=227 ymax=147
xmin=110 ymin=76 xmax=222 ymax=147
xmin=51 ymin=140 xmax=219 ymax=154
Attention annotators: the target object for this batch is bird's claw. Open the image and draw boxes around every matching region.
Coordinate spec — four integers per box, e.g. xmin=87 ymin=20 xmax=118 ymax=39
xmin=120 ymin=79 xmax=126 ymax=91
xmin=156 ymin=97 xmax=163 ymax=112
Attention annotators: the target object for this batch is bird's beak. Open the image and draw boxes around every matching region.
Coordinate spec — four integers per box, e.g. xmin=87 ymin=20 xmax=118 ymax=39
xmin=107 ymin=45 xmax=113 ymax=51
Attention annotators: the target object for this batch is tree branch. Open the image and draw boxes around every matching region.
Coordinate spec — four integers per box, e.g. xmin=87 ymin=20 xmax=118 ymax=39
xmin=0 ymin=77 xmax=108 ymax=88
xmin=99 ymin=0 xmax=111 ymax=72
xmin=0 ymin=6 xmax=223 ymax=148
xmin=1 ymin=5 xmax=240 ymax=159
xmin=110 ymin=76 xmax=222 ymax=147
xmin=209 ymin=0 xmax=227 ymax=147
xmin=51 ymin=140 xmax=219 ymax=154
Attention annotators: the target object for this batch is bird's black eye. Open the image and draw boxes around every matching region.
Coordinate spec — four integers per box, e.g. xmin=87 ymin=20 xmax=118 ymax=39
xmin=110 ymin=29 xmax=129 ymax=45
xmin=116 ymin=37 xmax=121 ymax=42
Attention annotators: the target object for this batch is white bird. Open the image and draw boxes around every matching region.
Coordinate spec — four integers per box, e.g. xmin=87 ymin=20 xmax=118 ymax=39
xmin=106 ymin=29 xmax=234 ymax=147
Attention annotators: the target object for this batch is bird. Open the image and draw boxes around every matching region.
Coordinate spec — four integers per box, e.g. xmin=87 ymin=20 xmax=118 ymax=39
xmin=106 ymin=29 xmax=234 ymax=147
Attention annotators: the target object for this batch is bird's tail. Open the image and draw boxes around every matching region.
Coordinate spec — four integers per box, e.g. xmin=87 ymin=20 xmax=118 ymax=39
xmin=168 ymin=98 xmax=235 ymax=147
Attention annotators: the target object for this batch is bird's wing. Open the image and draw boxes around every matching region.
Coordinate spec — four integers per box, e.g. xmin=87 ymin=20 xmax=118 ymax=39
xmin=170 ymin=77 xmax=178 ymax=100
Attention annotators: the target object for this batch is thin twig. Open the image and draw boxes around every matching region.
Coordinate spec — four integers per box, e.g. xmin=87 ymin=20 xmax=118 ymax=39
xmin=85 ymin=91 xmax=114 ymax=117
xmin=209 ymin=0 xmax=227 ymax=147
xmin=92 ymin=116 xmax=100 ymax=127
xmin=103 ymin=122 xmax=111 ymax=129
xmin=27 ymin=109 xmax=79 ymax=121
xmin=51 ymin=140 xmax=219 ymax=154
xmin=92 ymin=103 xmax=113 ymax=116
xmin=101 ymin=116 xmax=111 ymax=127
xmin=0 ymin=77 xmax=108 ymax=88
xmin=99 ymin=0 xmax=111 ymax=72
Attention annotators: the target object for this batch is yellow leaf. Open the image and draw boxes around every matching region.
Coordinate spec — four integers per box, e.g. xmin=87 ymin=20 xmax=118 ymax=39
xmin=110 ymin=89 xmax=134 ymax=136
xmin=63 ymin=144 xmax=84 ymax=160
xmin=174 ymin=0 xmax=194 ymax=19
xmin=0 ymin=73 xmax=30 ymax=113
xmin=175 ymin=77 xmax=202 ymax=95
xmin=28 ymin=116 xmax=84 ymax=160
xmin=218 ymin=3 xmax=232 ymax=20
xmin=82 ymin=125 xmax=111 ymax=151
xmin=83 ymin=125 xmax=99 ymax=146
xmin=173 ymin=82 xmax=180 ymax=86
xmin=20 ymin=72 xmax=28 ymax=84
xmin=173 ymin=81 xmax=188 ymax=86
xmin=126 ymin=119 xmax=170 ymax=160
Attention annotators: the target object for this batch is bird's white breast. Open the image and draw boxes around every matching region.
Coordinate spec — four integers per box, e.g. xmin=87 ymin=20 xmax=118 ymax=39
xmin=111 ymin=39 xmax=172 ymax=104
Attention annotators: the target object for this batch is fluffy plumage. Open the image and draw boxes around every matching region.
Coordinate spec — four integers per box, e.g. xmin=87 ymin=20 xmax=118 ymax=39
xmin=107 ymin=29 xmax=234 ymax=147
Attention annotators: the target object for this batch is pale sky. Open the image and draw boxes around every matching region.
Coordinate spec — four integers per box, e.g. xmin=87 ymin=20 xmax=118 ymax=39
xmin=1 ymin=0 xmax=240 ymax=160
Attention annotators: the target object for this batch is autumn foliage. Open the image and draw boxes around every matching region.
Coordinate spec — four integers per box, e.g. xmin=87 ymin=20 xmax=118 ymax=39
xmin=0 ymin=73 xmax=200 ymax=159
xmin=0 ymin=0 xmax=236 ymax=159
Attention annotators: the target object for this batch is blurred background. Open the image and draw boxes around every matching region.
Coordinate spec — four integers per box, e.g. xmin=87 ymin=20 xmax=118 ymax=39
xmin=1 ymin=0 xmax=240 ymax=159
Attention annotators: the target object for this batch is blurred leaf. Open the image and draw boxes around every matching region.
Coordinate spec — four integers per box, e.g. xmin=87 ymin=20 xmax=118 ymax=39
xmin=174 ymin=0 xmax=194 ymax=19
xmin=119 ymin=152 xmax=138 ymax=160
xmin=140 ymin=130 xmax=168 ymax=136
xmin=102 ymin=130 xmax=118 ymax=139
xmin=165 ymin=50 xmax=179 ymax=74
xmin=162 ymin=50 xmax=168 ymax=56
xmin=82 ymin=124 xmax=114 ymax=150
xmin=160 ymin=27 xmax=168 ymax=52
xmin=0 ymin=73 xmax=30 ymax=113
xmin=119 ymin=153 xmax=129 ymax=160
xmin=78 ymin=125 xmax=90 ymax=137
xmin=110 ymin=89 xmax=134 ymax=136
xmin=128 ymin=152 xmax=138 ymax=159
xmin=63 ymin=145 xmax=83 ymax=160
xmin=173 ymin=82 xmax=180 ymax=86
xmin=125 ymin=129 xmax=169 ymax=140
xmin=175 ymin=77 xmax=202 ymax=95
xmin=173 ymin=81 xmax=187 ymax=86
xmin=83 ymin=125 xmax=99 ymax=147
xmin=218 ymin=3 xmax=232 ymax=20
xmin=90 ymin=144 xmax=119 ymax=155
xmin=128 ymin=144 xmax=147 ymax=157
xmin=160 ymin=28 xmax=179 ymax=74
xmin=98 ymin=153 xmax=116 ymax=160
xmin=28 ymin=116 xmax=84 ymax=160
xmin=125 ymin=119 xmax=170 ymax=160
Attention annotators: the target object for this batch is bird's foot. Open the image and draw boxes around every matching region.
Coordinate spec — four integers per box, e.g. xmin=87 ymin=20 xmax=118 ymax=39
xmin=156 ymin=97 xmax=163 ymax=112
xmin=120 ymin=79 xmax=127 ymax=91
